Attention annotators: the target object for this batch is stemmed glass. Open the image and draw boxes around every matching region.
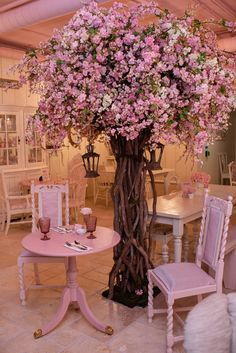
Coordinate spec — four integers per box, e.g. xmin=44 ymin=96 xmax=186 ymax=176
xmin=84 ymin=215 xmax=97 ymax=239
xmin=38 ymin=217 xmax=51 ymax=240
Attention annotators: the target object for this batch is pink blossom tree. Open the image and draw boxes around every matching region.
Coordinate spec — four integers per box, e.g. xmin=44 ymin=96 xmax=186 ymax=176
xmin=13 ymin=2 xmax=235 ymax=302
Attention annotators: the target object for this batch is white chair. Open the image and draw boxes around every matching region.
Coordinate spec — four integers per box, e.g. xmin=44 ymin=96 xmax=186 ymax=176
xmin=0 ymin=170 xmax=31 ymax=235
xmin=68 ymin=153 xmax=87 ymax=222
xmin=94 ymin=167 xmax=114 ymax=207
xmin=228 ymin=161 xmax=236 ymax=186
xmin=148 ymin=191 xmax=233 ymax=353
xmin=218 ymin=153 xmax=230 ymax=185
xmin=17 ymin=181 xmax=69 ymax=305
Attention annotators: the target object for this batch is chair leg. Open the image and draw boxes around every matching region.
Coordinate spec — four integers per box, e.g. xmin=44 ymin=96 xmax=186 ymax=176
xmin=17 ymin=257 xmax=26 ymax=305
xmin=147 ymin=271 xmax=154 ymax=323
xmin=166 ymin=300 xmax=174 ymax=353
xmin=182 ymin=226 xmax=189 ymax=262
xmin=4 ymin=213 xmax=10 ymax=235
xmin=193 ymin=221 xmax=200 ymax=254
xmin=33 ymin=263 xmax=41 ymax=285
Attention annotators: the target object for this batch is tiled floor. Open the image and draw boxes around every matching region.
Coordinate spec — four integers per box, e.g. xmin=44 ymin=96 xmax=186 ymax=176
xmin=0 ymin=197 xmax=186 ymax=353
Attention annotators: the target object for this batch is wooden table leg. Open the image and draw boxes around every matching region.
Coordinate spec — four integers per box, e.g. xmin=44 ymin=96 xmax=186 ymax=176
xmin=34 ymin=257 xmax=113 ymax=338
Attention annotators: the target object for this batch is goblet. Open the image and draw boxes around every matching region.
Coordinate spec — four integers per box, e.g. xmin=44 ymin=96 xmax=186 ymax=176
xmin=84 ymin=215 xmax=97 ymax=239
xmin=38 ymin=217 xmax=51 ymax=240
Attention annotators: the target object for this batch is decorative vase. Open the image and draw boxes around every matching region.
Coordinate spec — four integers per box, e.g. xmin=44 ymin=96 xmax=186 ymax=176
xmin=195 ymin=182 xmax=204 ymax=195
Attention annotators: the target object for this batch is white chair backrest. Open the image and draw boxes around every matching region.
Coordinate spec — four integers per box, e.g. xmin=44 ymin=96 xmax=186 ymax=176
xmin=218 ymin=153 xmax=228 ymax=174
xmin=96 ymin=171 xmax=114 ymax=186
xmin=0 ymin=171 xmax=7 ymax=199
xmin=196 ymin=191 xmax=232 ymax=288
xmin=165 ymin=171 xmax=181 ymax=194
xmin=31 ymin=181 xmax=69 ymax=231
xmin=228 ymin=161 xmax=236 ymax=186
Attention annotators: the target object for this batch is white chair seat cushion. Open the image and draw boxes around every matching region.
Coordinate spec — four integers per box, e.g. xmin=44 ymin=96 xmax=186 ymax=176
xmin=184 ymin=293 xmax=231 ymax=353
xmin=153 ymin=263 xmax=215 ymax=291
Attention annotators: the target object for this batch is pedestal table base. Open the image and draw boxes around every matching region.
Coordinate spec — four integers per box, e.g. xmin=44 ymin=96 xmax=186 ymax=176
xmin=33 ymin=257 xmax=113 ymax=338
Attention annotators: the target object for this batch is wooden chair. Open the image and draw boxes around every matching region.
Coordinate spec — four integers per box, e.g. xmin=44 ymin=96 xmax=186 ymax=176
xmin=218 ymin=153 xmax=230 ymax=185
xmin=228 ymin=161 xmax=236 ymax=186
xmin=147 ymin=191 xmax=233 ymax=353
xmin=0 ymin=170 xmax=31 ymax=235
xmin=17 ymin=181 xmax=69 ymax=305
xmin=68 ymin=153 xmax=87 ymax=222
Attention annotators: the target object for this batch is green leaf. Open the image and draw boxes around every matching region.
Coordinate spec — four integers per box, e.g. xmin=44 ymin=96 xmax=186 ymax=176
xmin=197 ymin=52 xmax=206 ymax=64
xmin=220 ymin=86 xmax=226 ymax=94
xmin=56 ymin=59 xmax=64 ymax=66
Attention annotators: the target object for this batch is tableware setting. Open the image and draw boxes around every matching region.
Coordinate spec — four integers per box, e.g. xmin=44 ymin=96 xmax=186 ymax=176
xmin=74 ymin=224 xmax=87 ymax=235
xmin=64 ymin=240 xmax=92 ymax=252
xmin=50 ymin=226 xmax=73 ymax=233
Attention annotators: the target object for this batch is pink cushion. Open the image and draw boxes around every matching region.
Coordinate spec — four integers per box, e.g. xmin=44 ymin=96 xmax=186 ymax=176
xmin=153 ymin=263 xmax=215 ymax=291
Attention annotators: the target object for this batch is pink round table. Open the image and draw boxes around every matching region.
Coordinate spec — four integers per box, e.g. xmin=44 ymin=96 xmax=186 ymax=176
xmin=22 ymin=226 xmax=120 ymax=338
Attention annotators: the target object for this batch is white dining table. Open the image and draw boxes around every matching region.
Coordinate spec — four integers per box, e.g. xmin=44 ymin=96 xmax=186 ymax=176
xmin=147 ymin=184 xmax=236 ymax=263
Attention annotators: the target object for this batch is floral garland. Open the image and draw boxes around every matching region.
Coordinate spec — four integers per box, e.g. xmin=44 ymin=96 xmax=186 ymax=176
xmin=12 ymin=1 xmax=236 ymax=158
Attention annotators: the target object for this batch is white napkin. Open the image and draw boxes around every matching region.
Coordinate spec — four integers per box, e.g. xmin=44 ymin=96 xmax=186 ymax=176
xmin=64 ymin=242 xmax=92 ymax=252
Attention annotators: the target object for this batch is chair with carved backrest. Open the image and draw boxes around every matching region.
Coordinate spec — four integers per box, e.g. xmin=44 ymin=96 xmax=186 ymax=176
xmin=147 ymin=190 xmax=233 ymax=353
xmin=218 ymin=153 xmax=230 ymax=185
xmin=68 ymin=153 xmax=87 ymax=222
xmin=17 ymin=181 xmax=69 ymax=305
xmin=0 ymin=170 xmax=31 ymax=235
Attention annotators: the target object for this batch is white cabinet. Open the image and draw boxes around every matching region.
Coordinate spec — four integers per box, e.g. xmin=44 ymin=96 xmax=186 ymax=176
xmin=0 ymin=111 xmax=20 ymax=167
xmin=0 ymin=108 xmax=46 ymax=169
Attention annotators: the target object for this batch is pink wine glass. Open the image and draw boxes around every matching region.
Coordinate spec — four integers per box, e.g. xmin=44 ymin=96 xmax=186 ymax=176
xmin=84 ymin=215 xmax=97 ymax=239
xmin=38 ymin=217 xmax=51 ymax=240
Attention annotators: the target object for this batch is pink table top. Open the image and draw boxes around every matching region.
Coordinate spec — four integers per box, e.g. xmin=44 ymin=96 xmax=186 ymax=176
xmin=22 ymin=226 xmax=120 ymax=257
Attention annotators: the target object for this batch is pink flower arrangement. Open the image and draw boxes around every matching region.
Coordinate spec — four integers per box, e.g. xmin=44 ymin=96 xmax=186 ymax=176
xmin=11 ymin=1 xmax=235 ymax=158
xmin=191 ymin=172 xmax=211 ymax=188
xmin=181 ymin=182 xmax=196 ymax=198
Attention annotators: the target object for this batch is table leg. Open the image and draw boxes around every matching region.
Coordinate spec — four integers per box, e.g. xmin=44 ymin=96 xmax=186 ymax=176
xmin=34 ymin=288 xmax=70 ymax=338
xmin=173 ymin=222 xmax=183 ymax=263
xmin=33 ymin=257 xmax=113 ymax=338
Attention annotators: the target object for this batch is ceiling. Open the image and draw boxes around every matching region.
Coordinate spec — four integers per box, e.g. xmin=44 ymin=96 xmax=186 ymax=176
xmin=0 ymin=0 xmax=235 ymax=57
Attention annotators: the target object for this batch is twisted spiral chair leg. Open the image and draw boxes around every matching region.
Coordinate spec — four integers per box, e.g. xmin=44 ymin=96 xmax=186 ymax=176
xmin=18 ymin=258 xmax=26 ymax=305
xmin=147 ymin=271 xmax=154 ymax=323
xmin=166 ymin=303 xmax=174 ymax=353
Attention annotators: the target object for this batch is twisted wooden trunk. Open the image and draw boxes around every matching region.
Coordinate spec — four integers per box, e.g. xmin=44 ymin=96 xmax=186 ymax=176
xmin=108 ymin=134 xmax=156 ymax=298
